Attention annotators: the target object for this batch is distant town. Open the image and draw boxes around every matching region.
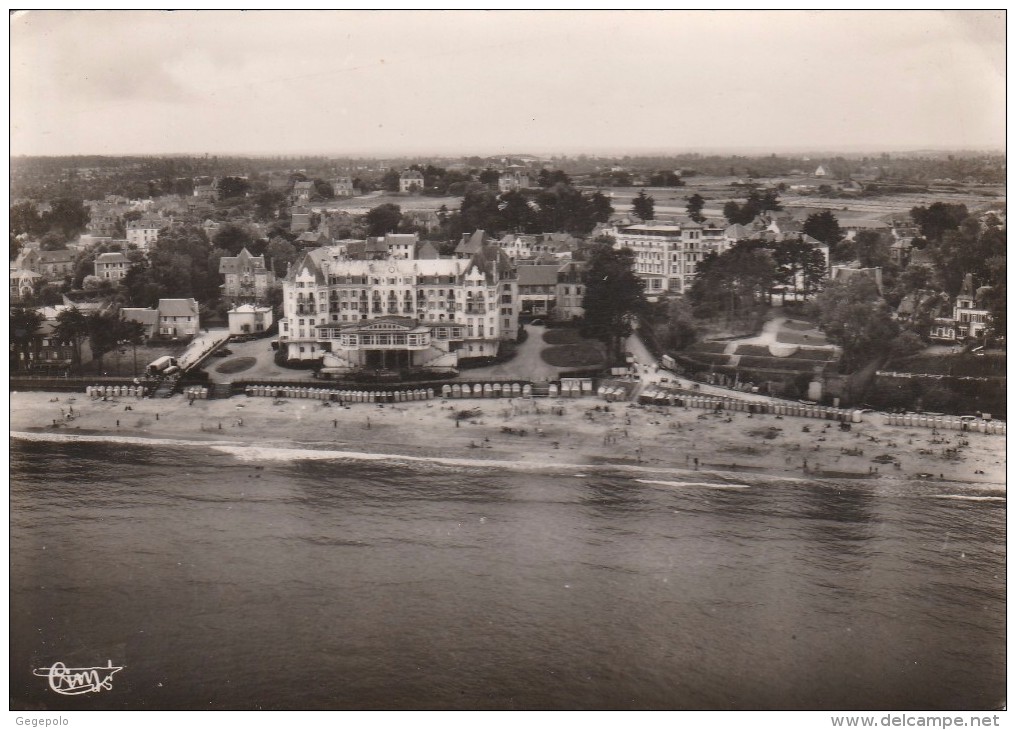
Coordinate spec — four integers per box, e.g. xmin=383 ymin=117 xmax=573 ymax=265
xmin=9 ymin=151 xmax=1006 ymax=418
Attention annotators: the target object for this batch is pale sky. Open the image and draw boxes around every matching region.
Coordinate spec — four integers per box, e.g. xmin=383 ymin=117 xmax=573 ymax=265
xmin=9 ymin=10 xmax=1006 ymax=157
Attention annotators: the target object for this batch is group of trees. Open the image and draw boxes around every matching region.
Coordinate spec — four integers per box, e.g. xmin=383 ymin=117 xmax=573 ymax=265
xmin=686 ymin=238 xmax=827 ymax=323
xmin=10 ymin=198 xmax=92 ymax=252
xmin=688 ymin=243 xmax=777 ymax=324
xmin=722 ymin=189 xmax=782 ymax=225
xmin=10 ymin=305 xmax=148 ymax=374
xmin=454 ymin=183 xmax=612 ymax=237
xmin=808 ymin=277 xmax=923 ymax=372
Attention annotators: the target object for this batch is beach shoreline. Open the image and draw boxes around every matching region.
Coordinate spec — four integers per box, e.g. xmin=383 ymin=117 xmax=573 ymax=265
xmin=9 ymin=390 xmax=1007 ymax=487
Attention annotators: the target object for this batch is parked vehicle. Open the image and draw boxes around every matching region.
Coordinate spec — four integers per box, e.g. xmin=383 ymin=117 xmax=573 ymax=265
xmin=147 ymin=356 xmax=179 ymax=375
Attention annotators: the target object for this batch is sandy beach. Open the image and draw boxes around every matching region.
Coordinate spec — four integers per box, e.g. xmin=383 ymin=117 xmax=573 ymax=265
xmin=10 ymin=390 xmax=1007 ymax=487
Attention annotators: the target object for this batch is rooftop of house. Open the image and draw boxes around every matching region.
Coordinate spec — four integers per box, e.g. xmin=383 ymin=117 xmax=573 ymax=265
xmin=455 ymin=230 xmax=487 ymax=256
xmin=158 ymin=298 xmax=200 ymax=317
xmin=219 ymin=247 xmax=268 ymax=274
xmin=34 ymin=249 xmax=77 ymax=264
xmin=10 ymin=268 xmax=41 ymax=279
xmin=121 ymin=308 xmax=160 ymax=326
xmin=416 ymin=241 xmax=440 ymax=259
xmin=127 ymin=219 xmax=163 ymax=229
xmin=620 ymin=225 xmax=684 ymax=234
xmin=517 ymin=264 xmax=561 ymax=287
xmin=95 ymin=252 xmax=129 ymax=264
xmin=229 ymin=304 xmax=272 ymax=314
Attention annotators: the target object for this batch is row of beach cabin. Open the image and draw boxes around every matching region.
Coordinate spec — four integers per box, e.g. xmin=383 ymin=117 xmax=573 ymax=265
xmin=883 ymin=413 xmax=1005 ymax=434
xmin=87 ymin=385 xmax=148 ymax=398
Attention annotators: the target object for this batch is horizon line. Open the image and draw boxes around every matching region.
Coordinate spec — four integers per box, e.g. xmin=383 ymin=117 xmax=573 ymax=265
xmin=10 ymin=145 xmax=1006 ymax=160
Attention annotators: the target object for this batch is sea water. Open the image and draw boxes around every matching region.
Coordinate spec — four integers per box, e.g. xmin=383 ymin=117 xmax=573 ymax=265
xmin=10 ymin=437 xmax=1005 ymax=710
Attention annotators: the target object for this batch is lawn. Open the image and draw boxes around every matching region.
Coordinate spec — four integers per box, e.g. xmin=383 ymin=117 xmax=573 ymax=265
xmin=687 ymin=341 xmax=729 ymax=354
xmin=888 ymin=353 xmax=1005 ymax=378
xmin=214 ymin=357 xmax=258 ymax=375
xmin=775 ymin=327 xmax=829 ymax=346
xmin=541 ymin=342 xmax=606 ymax=368
xmin=542 ymin=329 xmax=583 ymax=345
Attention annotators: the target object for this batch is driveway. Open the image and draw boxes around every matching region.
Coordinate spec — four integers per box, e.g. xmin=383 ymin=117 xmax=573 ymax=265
xmin=459 ymin=324 xmax=564 ymax=381
xmin=625 ymin=327 xmax=777 ymax=404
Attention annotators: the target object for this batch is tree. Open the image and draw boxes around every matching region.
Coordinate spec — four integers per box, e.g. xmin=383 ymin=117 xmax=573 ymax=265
xmin=266 ymin=236 xmax=299 ymax=277
xmin=118 ymin=318 xmax=149 ymax=376
xmin=253 ymin=189 xmax=287 ymax=221
xmin=217 ymin=176 xmax=251 ymax=200
xmin=478 ymin=168 xmax=501 ymax=187
xmin=212 ymin=223 xmax=256 ymax=256
xmin=631 ymin=190 xmax=654 ymax=221
xmin=365 ymin=203 xmax=402 ymax=236
xmin=810 ymin=276 xmax=899 ymax=371
xmin=910 ymin=202 xmax=968 ymax=242
xmin=581 ymin=246 xmax=648 ymax=363
xmin=381 ymin=169 xmax=401 ymax=192
xmin=41 ymin=198 xmax=90 ymax=240
xmin=537 ymin=169 xmax=571 ymax=188
xmin=40 ymin=231 xmax=70 ymax=250
xmin=10 ymin=201 xmax=43 ymax=237
xmin=649 ymin=170 xmax=684 ymax=187
xmin=980 ymin=255 xmax=1005 ymax=342
xmin=854 ymin=230 xmax=892 ymax=269
xmin=802 ymin=210 xmax=843 ymax=247
xmin=723 ymin=200 xmax=750 ymax=225
xmin=930 ymin=217 xmax=1005 ymax=296
xmin=311 ymin=179 xmax=334 ymax=201
xmin=686 ymin=193 xmax=706 ymax=223
xmin=660 ymin=297 xmax=698 ymax=350
xmin=890 ymin=330 xmax=926 ymax=359
xmin=54 ymin=306 xmax=90 ymax=369
xmin=144 ymin=224 xmax=219 ymax=304
xmin=10 ymin=306 xmax=44 ymax=371
xmin=87 ymin=311 xmax=121 ymax=374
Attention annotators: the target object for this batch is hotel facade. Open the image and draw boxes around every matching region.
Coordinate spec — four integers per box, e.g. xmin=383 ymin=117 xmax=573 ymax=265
xmin=279 ymin=237 xmax=519 ymax=373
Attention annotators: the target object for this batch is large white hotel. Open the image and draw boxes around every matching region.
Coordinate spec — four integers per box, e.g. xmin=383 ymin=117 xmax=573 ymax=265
xmin=613 ymin=222 xmax=727 ymax=296
xmin=279 ymin=233 xmax=519 ymax=373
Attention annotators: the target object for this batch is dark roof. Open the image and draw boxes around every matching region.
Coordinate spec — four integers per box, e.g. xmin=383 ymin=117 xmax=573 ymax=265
xmin=366 ymin=237 xmax=389 ymax=253
xmin=517 ymin=265 xmax=560 ymax=287
xmin=218 ymin=247 xmax=267 ymax=274
xmin=416 ymin=241 xmax=440 ymax=259
xmin=158 ymin=299 xmax=199 ymax=317
xmin=455 ymin=230 xmax=486 ymax=255
xmin=37 ymin=249 xmax=76 ymax=263
xmin=121 ymin=308 xmax=159 ymax=326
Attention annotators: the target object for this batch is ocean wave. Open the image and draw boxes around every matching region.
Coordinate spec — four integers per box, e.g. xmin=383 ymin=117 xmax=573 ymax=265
xmin=11 ymin=430 xmax=585 ymax=474
xmin=928 ymin=494 xmax=1006 ymax=503
xmin=635 ymin=479 xmax=752 ymax=490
